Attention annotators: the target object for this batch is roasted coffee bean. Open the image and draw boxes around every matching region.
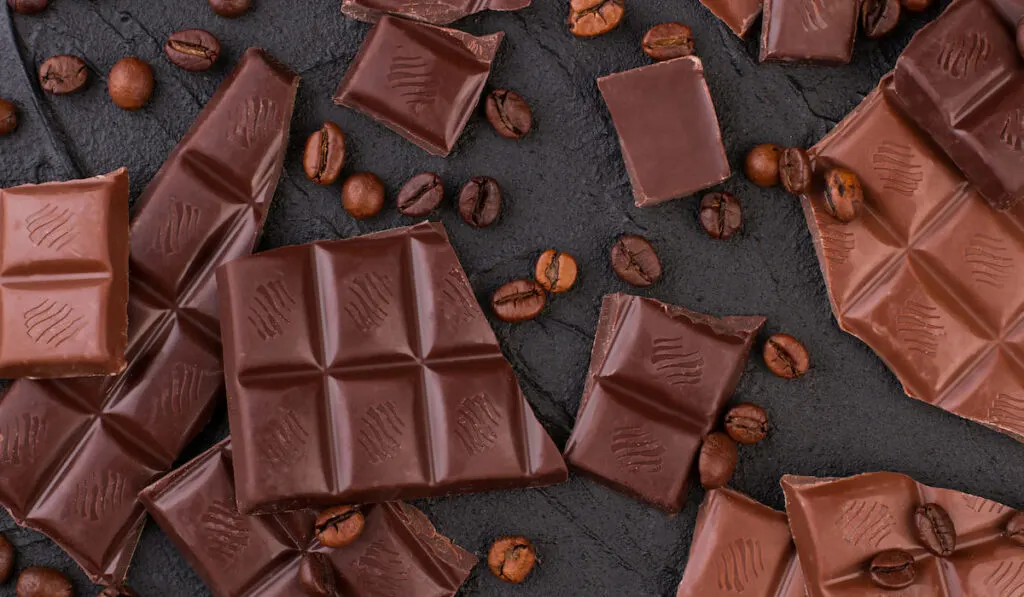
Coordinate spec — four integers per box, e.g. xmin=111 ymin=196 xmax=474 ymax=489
xmin=209 ymin=0 xmax=250 ymax=17
xmin=642 ymin=22 xmax=695 ymax=61
xmin=0 ymin=533 xmax=13 ymax=584
xmin=16 ymin=567 xmax=72 ymax=597
xmin=342 ymin=172 xmax=385 ymax=220
xmin=914 ymin=503 xmax=956 ymax=556
xmin=1006 ymin=512 xmax=1024 ymax=545
xmin=724 ymin=403 xmax=768 ymax=445
xmin=39 ymin=55 xmax=88 ymax=95
xmin=397 ymin=172 xmax=444 ymax=216
xmin=823 ymin=168 xmax=864 ymax=223
xmin=458 ymin=177 xmax=502 ymax=228
xmin=303 ymin=122 xmax=345 ymax=185
xmin=485 ymin=89 xmax=532 ymax=139
xmin=779 ymin=148 xmax=812 ymax=195
xmin=7 ymin=0 xmax=47 ymax=14
xmin=901 ymin=0 xmax=932 ymax=11
xmin=99 ymin=587 xmax=138 ymax=597
xmin=488 ymin=536 xmax=537 ymax=584
xmin=299 ymin=553 xmax=341 ymax=597
xmin=869 ymin=549 xmax=916 ymax=590
xmin=492 ymin=279 xmax=546 ymax=322
xmin=0 ymin=99 xmax=16 ymax=136
xmin=763 ymin=333 xmax=810 ymax=379
xmin=699 ymin=192 xmax=742 ymax=240
xmin=165 ymin=29 xmax=221 ymax=71
xmin=699 ymin=432 xmax=737 ymax=489
xmin=745 ymin=144 xmax=782 ymax=187
xmin=108 ymin=57 xmax=154 ymax=110
xmin=862 ymin=0 xmax=901 ymax=38
xmin=568 ymin=0 xmax=625 ymax=38
xmin=314 ymin=505 xmax=365 ymax=548
xmin=535 ymin=250 xmax=578 ymax=293
xmin=610 ymin=235 xmax=662 ymax=287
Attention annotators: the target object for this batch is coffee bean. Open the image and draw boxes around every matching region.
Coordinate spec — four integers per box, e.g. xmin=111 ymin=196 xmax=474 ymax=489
xmin=16 ymin=567 xmax=72 ymax=597
xmin=7 ymin=0 xmax=47 ymax=14
xmin=699 ymin=432 xmax=737 ymax=489
xmin=314 ymin=505 xmax=365 ymax=548
xmin=299 ymin=553 xmax=341 ymax=597
xmin=397 ymin=172 xmax=444 ymax=216
xmin=485 ymin=89 xmax=532 ymax=139
xmin=492 ymin=279 xmax=546 ymax=322
xmin=610 ymin=235 xmax=662 ymax=287
xmin=763 ymin=333 xmax=810 ymax=379
xmin=745 ymin=144 xmax=782 ymax=187
xmin=914 ymin=503 xmax=956 ymax=556
xmin=823 ymin=168 xmax=864 ymax=223
xmin=901 ymin=0 xmax=932 ymax=11
xmin=108 ymin=57 xmax=154 ymax=110
xmin=303 ymin=122 xmax=346 ymax=185
xmin=458 ymin=177 xmax=502 ymax=228
xmin=1006 ymin=512 xmax=1024 ymax=545
xmin=342 ymin=173 xmax=385 ymax=220
xmin=99 ymin=587 xmax=138 ymax=597
xmin=724 ymin=403 xmax=768 ymax=445
xmin=0 ymin=533 xmax=13 ymax=584
xmin=0 ymin=99 xmax=16 ymax=136
xmin=209 ymin=0 xmax=250 ymax=17
xmin=535 ymin=250 xmax=578 ymax=293
xmin=869 ymin=549 xmax=916 ymax=590
xmin=642 ymin=23 xmax=695 ymax=61
xmin=39 ymin=55 xmax=88 ymax=95
xmin=699 ymin=192 xmax=742 ymax=240
xmin=165 ymin=29 xmax=221 ymax=71
xmin=568 ymin=0 xmax=625 ymax=38
xmin=488 ymin=536 xmax=537 ymax=584
xmin=779 ymin=148 xmax=812 ymax=195
xmin=862 ymin=0 xmax=901 ymax=38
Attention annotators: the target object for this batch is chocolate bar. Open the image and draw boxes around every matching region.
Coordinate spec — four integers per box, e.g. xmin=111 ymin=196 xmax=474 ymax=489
xmin=699 ymin=0 xmax=763 ymax=38
xmin=563 ymin=294 xmax=765 ymax=512
xmin=783 ymin=472 xmax=1021 ymax=597
xmin=760 ymin=0 xmax=859 ymax=63
xmin=341 ymin=0 xmax=530 ymax=25
xmin=0 ymin=168 xmax=129 ymax=378
xmin=217 ymin=222 xmax=567 ymax=514
xmin=598 ymin=56 xmax=731 ymax=207
xmin=0 ymin=48 xmax=298 ymax=587
xmin=140 ymin=439 xmax=476 ymax=597
xmin=801 ymin=77 xmax=1024 ymax=444
xmin=334 ymin=15 xmax=502 ymax=157
xmin=893 ymin=0 xmax=1024 ymax=211
xmin=676 ymin=488 xmax=805 ymax=597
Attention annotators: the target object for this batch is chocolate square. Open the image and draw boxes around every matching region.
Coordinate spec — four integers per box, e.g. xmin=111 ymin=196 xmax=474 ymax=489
xmin=341 ymin=0 xmax=531 ymax=25
xmin=760 ymin=0 xmax=859 ymax=63
xmin=699 ymin=0 xmax=764 ymax=38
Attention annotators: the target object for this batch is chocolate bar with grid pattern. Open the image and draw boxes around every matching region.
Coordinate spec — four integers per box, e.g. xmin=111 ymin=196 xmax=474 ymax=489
xmin=759 ymin=0 xmax=859 ymax=64
xmin=341 ymin=0 xmax=530 ymax=25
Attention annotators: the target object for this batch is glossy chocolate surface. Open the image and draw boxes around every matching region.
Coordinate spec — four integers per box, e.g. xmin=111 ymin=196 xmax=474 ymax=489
xmin=341 ymin=0 xmax=531 ymax=24
xmin=760 ymin=0 xmax=859 ymax=63
xmin=699 ymin=0 xmax=764 ymax=38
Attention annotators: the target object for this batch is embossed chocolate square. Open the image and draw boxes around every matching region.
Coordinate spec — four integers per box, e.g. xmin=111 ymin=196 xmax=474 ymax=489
xmin=563 ymin=294 xmax=765 ymax=513
xmin=760 ymin=0 xmax=859 ymax=63
xmin=333 ymin=15 xmax=503 ymax=156
xmin=341 ymin=0 xmax=531 ymax=25
xmin=699 ymin=0 xmax=764 ymax=38
xmin=0 ymin=168 xmax=129 ymax=378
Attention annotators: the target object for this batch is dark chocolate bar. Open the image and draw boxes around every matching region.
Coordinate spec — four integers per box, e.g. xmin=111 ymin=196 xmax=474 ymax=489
xmin=0 ymin=48 xmax=298 ymax=587
xmin=563 ymin=294 xmax=765 ymax=513
xmin=141 ymin=439 xmax=476 ymax=597
xmin=760 ymin=0 xmax=859 ymax=64
xmin=0 ymin=168 xmax=129 ymax=378
xmin=217 ymin=222 xmax=567 ymax=514
xmin=699 ymin=0 xmax=764 ymax=38
xmin=341 ymin=0 xmax=530 ymax=25
xmin=334 ymin=15 xmax=502 ymax=157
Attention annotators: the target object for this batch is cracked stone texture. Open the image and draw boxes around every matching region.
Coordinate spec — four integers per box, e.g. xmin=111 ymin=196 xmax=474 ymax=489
xmin=3 ymin=1 xmax=1020 ymax=596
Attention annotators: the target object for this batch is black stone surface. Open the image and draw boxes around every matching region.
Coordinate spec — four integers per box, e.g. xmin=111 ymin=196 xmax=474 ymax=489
xmin=2 ymin=1 xmax=1020 ymax=596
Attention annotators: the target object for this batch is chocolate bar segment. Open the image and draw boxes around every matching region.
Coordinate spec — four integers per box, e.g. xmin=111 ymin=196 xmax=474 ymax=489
xmin=563 ymin=294 xmax=765 ymax=512
xmin=760 ymin=0 xmax=859 ymax=63
xmin=341 ymin=0 xmax=531 ymax=25
xmin=218 ymin=222 xmax=567 ymax=514
xmin=783 ymin=472 xmax=1020 ymax=597
xmin=0 ymin=48 xmax=298 ymax=586
xmin=0 ymin=168 xmax=129 ymax=378
xmin=699 ymin=0 xmax=764 ymax=38
xmin=334 ymin=15 xmax=502 ymax=156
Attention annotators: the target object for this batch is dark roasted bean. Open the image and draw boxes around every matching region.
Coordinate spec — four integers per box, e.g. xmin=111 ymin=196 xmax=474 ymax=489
xmin=568 ymin=0 xmax=625 ymax=37
xmin=610 ymin=235 xmax=662 ymax=287
xmin=869 ymin=549 xmax=916 ymax=590
xmin=764 ymin=333 xmax=810 ymax=379
xmin=823 ymin=168 xmax=864 ymax=223
xmin=699 ymin=432 xmax=737 ymax=489
xmin=535 ymin=250 xmax=578 ymax=293
xmin=458 ymin=177 xmax=502 ymax=228
xmin=342 ymin=172 xmax=385 ymax=220
xmin=488 ymin=536 xmax=537 ymax=584
xmin=485 ymin=90 xmax=532 ymax=139
xmin=699 ymin=192 xmax=742 ymax=240
xmin=0 ymin=99 xmax=16 ymax=136
xmin=39 ymin=55 xmax=88 ymax=95
xmin=724 ymin=403 xmax=768 ymax=445
xmin=165 ymin=29 xmax=221 ymax=71
xmin=745 ymin=144 xmax=783 ymax=187
xmin=314 ymin=505 xmax=365 ymax=548
xmin=397 ymin=172 xmax=444 ymax=216
xmin=642 ymin=23 xmax=695 ymax=61
xmin=7 ymin=0 xmax=48 ymax=14
xmin=492 ymin=279 xmax=546 ymax=322
xmin=914 ymin=503 xmax=956 ymax=556
xmin=108 ymin=57 xmax=154 ymax=110
xmin=779 ymin=148 xmax=812 ymax=195
xmin=209 ymin=0 xmax=250 ymax=17
xmin=303 ymin=122 xmax=346 ymax=185
xmin=0 ymin=533 xmax=13 ymax=584
xmin=16 ymin=567 xmax=72 ymax=597
xmin=299 ymin=553 xmax=341 ymax=597
xmin=862 ymin=0 xmax=901 ymax=39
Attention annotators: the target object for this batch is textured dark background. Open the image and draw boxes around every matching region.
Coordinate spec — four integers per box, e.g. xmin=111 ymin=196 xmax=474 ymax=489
xmin=3 ymin=1 xmax=1020 ymax=596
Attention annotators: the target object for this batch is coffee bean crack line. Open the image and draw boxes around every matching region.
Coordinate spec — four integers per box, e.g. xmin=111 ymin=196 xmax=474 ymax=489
xmin=499 ymin=545 xmax=531 ymax=582
xmin=573 ymin=0 xmax=622 ymax=23
xmin=315 ymin=508 xmax=361 ymax=534
xmin=315 ymin=125 xmax=330 ymax=183
xmin=168 ymin=40 xmax=216 ymax=59
xmin=768 ymin=339 xmax=799 ymax=376
xmin=495 ymin=289 xmax=544 ymax=306
xmin=494 ymin=93 xmax=525 ymax=137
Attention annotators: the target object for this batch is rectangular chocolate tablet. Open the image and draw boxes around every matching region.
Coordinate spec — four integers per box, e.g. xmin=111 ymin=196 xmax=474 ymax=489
xmin=760 ymin=0 xmax=859 ymax=63
xmin=893 ymin=0 xmax=1024 ymax=211
xmin=0 ymin=168 xmax=129 ymax=378
xmin=783 ymin=472 xmax=1020 ymax=597
xmin=341 ymin=0 xmax=531 ymax=25
xmin=801 ymin=77 xmax=1024 ymax=444
xmin=699 ymin=0 xmax=764 ymax=38
xmin=563 ymin=294 xmax=765 ymax=513
xmin=141 ymin=439 xmax=477 ymax=597
xmin=598 ymin=56 xmax=731 ymax=207
xmin=334 ymin=15 xmax=502 ymax=156
xmin=217 ymin=222 xmax=567 ymax=514
xmin=0 ymin=48 xmax=298 ymax=587
xmin=676 ymin=488 xmax=805 ymax=597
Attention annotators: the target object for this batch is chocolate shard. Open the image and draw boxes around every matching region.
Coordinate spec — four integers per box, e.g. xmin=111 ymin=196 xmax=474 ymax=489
xmin=0 ymin=48 xmax=298 ymax=586
xmin=698 ymin=0 xmax=764 ymax=38
xmin=759 ymin=0 xmax=859 ymax=64
xmin=341 ymin=0 xmax=531 ymax=25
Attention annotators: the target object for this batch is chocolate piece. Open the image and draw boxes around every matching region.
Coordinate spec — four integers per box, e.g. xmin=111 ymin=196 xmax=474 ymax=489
xmin=334 ymin=15 xmax=503 ymax=157
xmin=0 ymin=169 xmax=129 ymax=378
xmin=598 ymin=56 xmax=731 ymax=207
xmin=0 ymin=48 xmax=298 ymax=586
xmin=782 ymin=472 xmax=1021 ymax=597
xmin=217 ymin=222 xmax=567 ymax=514
xmin=801 ymin=78 xmax=1024 ymax=444
xmin=893 ymin=0 xmax=1024 ymax=210
xmin=563 ymin=294 xmax=765 ymax=512
xmin=140 ymin=439 xmax=477 ymax=597
xmin=699 ymin=0 xmax=764 ymax=38
xmin=341 ymin=0 xmax=530 ymax=24
xmin=676 ymin=488 xmax=805 ymax=597
xmin=760 ymin=0 xmax=859 ymax=63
